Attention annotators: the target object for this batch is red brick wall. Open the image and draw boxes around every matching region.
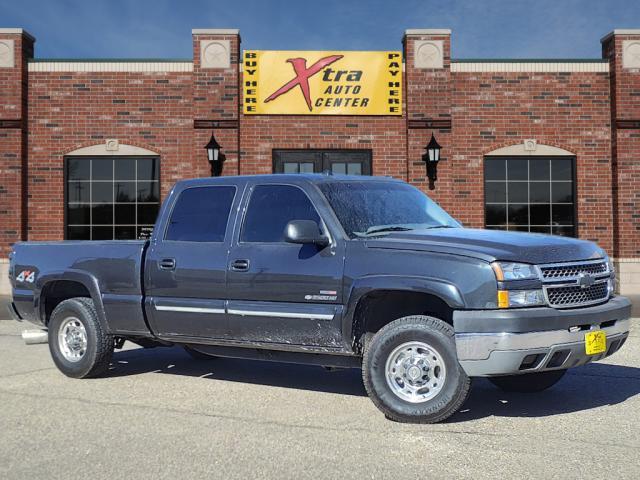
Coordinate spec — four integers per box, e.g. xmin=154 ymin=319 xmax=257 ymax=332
xmin=26 ymin=70 xmax=196 ymax=241
xmin=449 ymin=70 xmax=613 ymax=251
xmin=1 ymin=27 xmax=637 ymax=262
xmin=238 ymin=115 xmax=406 ymax=176
xmin=0 ymin=32 xmax=33 ymax=256
xmin=404 ymin=33 xmax=451 ymax=121
xmin=603 ymin=33 xmax=640 ymax=258
xmin=403 ymin=34 xmax=613 ymax=252
xmin=404 ymin=33 xmax=453 ymax=222
xmin=192 ymin=33 xmax=240 ymax=176
xmin=23 ymin=31 xmax=241 ymax=243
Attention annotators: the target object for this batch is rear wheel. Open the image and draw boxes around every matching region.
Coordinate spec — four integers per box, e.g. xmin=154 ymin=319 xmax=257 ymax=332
xmin=362 ymin=315 xmax=471 ymax=424
xmin=488 ymin=370 xmax=567 ymax=393
xmin=48 ymin=297 xmax=113 ymax=378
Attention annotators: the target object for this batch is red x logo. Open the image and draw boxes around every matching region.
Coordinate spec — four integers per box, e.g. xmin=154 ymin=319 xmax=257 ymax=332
xmin=264 ymin=55 xmax=344 ymax=112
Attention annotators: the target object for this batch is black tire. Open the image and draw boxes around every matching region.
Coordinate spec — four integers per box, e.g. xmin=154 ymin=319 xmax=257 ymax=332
xmin=48 ymin=297 xmax=113 ymax=379
xmin=362 ymin=315 xmax=471 ymax=424
xmin=488 ymin=369 xmax=567 ymax=393
xmin=183 ymin=345 xmax=216 ymax=360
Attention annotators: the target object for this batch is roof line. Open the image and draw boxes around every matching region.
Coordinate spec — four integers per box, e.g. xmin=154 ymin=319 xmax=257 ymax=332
xmin=29 ymin=58 xmax=192 ymax=63
xmin=452 ymin=58 xmax=608 ymax=63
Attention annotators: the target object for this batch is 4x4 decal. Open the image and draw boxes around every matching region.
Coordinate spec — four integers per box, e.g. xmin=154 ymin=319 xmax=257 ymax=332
xmin=16 ymin=270 xmax=36 ymax=283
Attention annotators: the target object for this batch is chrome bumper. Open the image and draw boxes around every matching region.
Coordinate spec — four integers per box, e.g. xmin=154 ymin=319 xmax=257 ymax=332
xmin=455 ymin=318 xmax=630 ymax=377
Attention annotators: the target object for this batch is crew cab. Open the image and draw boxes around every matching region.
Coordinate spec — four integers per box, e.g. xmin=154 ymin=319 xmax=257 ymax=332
xmin=7 ymin=174 xmax=632 ymax=423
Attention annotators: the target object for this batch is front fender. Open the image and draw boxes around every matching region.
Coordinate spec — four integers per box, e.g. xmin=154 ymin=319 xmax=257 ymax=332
xmin=36 ymin=270 xmax=109 ymax=332
xmin=342 ymin=275 xmax=464 ymax=342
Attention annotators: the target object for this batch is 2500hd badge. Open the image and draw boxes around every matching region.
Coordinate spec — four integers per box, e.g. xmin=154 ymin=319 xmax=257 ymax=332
xmin=7 ymin=174 xmax=632 ymax=423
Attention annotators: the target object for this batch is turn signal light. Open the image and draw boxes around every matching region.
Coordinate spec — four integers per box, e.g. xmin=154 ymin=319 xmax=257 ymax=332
xmin=497 ymin=290 xmax=509 ymax=308
xmin=497 ymin=289 xmax=546 ymax=308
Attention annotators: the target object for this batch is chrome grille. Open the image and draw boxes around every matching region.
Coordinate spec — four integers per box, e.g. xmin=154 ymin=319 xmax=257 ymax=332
xmin=538 ymin=259 xmax=612 ymax=308
xmin=546 ymin=281 xmax=609 ymax=308
xmin=540 ymin=261 xmax=607 ymax=280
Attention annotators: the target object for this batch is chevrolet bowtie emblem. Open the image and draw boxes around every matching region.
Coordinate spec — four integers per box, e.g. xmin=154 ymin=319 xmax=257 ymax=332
xmin=576 ymin=273 xmax=595 ymax=289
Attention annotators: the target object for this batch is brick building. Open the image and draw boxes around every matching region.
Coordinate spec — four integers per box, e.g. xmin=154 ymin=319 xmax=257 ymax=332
xmin=0 ymin=27 xmax=639 ymax=295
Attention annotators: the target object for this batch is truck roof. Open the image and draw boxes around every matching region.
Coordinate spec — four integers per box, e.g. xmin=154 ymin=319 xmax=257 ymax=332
xmin=173 ymin=173 xmax=403 ymax=188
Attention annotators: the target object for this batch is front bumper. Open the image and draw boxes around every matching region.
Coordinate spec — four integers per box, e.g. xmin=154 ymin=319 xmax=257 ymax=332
xmin=453 ymin=296 xmax=632 ymax=377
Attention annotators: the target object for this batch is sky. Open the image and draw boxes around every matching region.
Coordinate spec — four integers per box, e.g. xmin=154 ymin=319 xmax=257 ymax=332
xmin=1 ymin=0 xmax=639 ymax=59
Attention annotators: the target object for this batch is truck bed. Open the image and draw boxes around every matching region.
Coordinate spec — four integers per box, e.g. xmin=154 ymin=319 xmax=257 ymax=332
xmin=11 ymin=240 xmax=150 ymax=334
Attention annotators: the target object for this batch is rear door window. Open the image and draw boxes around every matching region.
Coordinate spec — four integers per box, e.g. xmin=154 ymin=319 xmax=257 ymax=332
xmin=165 ymin=186 xmax=236 ymax=242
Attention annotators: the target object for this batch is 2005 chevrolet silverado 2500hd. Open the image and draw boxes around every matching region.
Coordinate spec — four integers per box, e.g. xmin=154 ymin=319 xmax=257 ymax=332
xmin=8 ymin=174 xmax=632 ymax=423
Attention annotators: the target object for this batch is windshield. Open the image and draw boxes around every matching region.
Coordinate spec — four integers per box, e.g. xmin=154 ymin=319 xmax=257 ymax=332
xmin=318 ymin=181 xmax=461 ymax=238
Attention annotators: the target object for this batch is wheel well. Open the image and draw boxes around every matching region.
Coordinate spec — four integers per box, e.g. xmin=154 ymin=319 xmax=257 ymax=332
xmin=41 ymin=280 xmax=92 ymax=325
xmin=352 ymin=290 xmax=453 ymax=352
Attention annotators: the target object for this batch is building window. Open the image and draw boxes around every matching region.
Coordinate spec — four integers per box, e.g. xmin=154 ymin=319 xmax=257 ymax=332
xmin=273 ymin=150 xmax=372 ymax=175
xmin=65 ymin=157 xmax=160 ymax=240
xmin=484 ymin=157 xmax=575 ymax=237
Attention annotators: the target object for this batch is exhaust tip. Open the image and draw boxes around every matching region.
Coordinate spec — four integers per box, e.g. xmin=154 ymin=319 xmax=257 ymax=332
xmin=22 ymin=329 xmax=48 ymax=345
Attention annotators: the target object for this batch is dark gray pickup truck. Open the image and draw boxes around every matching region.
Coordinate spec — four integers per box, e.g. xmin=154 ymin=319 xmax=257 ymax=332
xmin=8 ymin=174 xmax=632 ymax=423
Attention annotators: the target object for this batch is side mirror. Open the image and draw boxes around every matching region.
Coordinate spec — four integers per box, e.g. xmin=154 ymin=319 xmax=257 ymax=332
xmin=284 ymin=220 xmax=330 ymax=247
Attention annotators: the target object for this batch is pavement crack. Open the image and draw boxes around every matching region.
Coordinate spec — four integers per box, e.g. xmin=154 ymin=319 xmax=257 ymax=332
xmin=0 ymin=367 xmax=56 ymax=379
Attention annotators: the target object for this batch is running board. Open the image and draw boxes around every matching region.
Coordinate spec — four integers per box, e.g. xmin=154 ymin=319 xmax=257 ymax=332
xmin=187 ymin=344 xmax=362 ymax=369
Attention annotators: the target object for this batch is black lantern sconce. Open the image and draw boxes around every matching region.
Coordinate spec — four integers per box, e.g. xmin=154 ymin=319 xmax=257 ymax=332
xmin=205 ymin=131 xmax=225 ymax=177
xmin=421 ymin=133 xmax=442 ymax=190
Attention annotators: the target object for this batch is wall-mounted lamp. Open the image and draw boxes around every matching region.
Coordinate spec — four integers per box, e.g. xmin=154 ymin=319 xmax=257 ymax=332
xmin=205 ymin=131 xmax=224 ymax=177
xmin=421 ymin=133 xmax=442 ymax=190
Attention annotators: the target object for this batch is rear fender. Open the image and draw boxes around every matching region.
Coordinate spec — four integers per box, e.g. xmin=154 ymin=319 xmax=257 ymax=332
xmin=36 ymin=270 xmax=109 ymax=332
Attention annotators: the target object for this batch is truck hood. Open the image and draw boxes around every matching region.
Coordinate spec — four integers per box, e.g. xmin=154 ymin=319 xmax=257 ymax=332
xmin=365 ymin=228 xmax=605 ymax=264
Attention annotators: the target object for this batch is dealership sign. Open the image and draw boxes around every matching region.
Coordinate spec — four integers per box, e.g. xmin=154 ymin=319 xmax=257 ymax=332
xmin=243 ymin=50 xmax=402 ymax=115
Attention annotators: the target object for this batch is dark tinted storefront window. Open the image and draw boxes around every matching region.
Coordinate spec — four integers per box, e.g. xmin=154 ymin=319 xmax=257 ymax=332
xmin=66 ymin=157 xmax=160 ymax=240
xmin=165 ymin=186 xmax=236 ymax=242
xmin=484 ymin=157 xmax=575 ymax=236
xmin=273 ymin=150 xmax=372 ymax=175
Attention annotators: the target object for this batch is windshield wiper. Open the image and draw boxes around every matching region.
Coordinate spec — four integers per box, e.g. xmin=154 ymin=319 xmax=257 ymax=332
xmin=362 ymin=226 xmax=414 ymax=236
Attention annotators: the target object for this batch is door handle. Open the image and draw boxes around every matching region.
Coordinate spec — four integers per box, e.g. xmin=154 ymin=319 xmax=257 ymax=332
xmin=159 ymin=258 xmax=176 ymax=270
xmin=230 ymin=259 xmax=250 ymax=272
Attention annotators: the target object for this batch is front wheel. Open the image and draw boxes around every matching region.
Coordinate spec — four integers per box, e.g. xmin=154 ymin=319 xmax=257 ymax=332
xmin=488 ymin=370 xmax=567 ymax=393
xmin=362 ymin=315 xmax=471 ymax=424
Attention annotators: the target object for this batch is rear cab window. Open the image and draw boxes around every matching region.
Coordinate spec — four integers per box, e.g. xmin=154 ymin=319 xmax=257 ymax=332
xmin=165 ymin=186 xmax=236 ymax=242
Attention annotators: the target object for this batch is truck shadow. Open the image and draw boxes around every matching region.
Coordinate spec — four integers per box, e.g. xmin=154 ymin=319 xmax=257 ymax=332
xmin=108 ymin=346 xmax=640 ymax=419
xmin=450 ymin=363 xmax=640 ymax=422
xmin=108 ymin=346 xmax=368 ymax=397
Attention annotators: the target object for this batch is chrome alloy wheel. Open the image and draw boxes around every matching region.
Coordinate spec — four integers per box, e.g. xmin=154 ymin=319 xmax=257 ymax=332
xmin=58 ymin=317 xmax=88 ymax=362
xmin=385 ymin=341 xmax=447 ymax=403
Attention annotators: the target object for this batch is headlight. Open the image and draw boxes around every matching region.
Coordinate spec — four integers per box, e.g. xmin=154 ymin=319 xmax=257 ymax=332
xmin=605 ymin=255 xmax=616 ymax=295
xmin=605 ymin=255 xmax=615 ymax=275
xmin=498 ymin=289 xmax=546 ymax=308
xmin=491 ymin=262 xmax=539 ymax=281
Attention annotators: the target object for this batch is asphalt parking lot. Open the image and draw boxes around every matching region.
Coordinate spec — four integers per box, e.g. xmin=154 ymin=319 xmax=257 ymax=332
xmin=1 ymin=297 xmax=639 ymax=479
